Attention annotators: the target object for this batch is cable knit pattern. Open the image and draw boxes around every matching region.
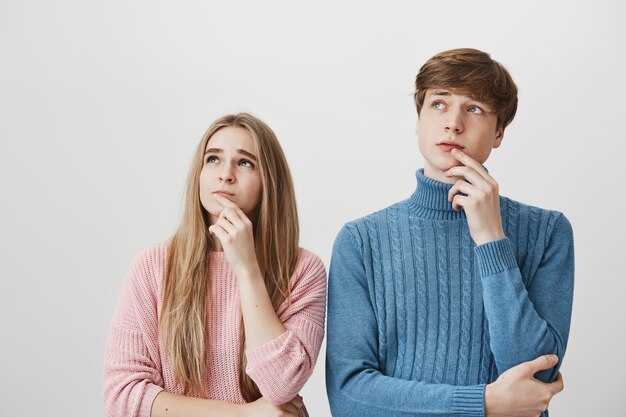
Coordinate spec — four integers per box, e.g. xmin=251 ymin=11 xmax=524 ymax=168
xmin=103 ymin=245 xmax=326 ymax=417
xmin=326 ymin=169 xmax=574 ymax=417
xmin=389 ymin=205 xmax=407 ymax=377
xmin=410 ymin=218 xmax=427 ymax=381
xmin=457 ymin=227 xmax=472 ymax=386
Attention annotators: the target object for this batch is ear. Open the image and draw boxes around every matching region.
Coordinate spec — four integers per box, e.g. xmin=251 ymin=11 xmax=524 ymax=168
xmin=493 ymin=126 xmax=505 ymax=149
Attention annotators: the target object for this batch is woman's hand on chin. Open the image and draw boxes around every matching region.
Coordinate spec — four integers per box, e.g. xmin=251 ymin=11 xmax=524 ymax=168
xmin=209 ymin=194 xmax=261 ymax=279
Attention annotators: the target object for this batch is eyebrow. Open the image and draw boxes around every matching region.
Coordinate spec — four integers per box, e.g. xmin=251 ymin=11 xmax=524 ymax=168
xmin=430 ymin=90 xmax=484 ymax=103
xmin=204 ymin=148 xmax=258 ymax=161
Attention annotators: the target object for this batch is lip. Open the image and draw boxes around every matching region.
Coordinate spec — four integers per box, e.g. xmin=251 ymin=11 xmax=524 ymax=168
xmin=212 ymin=191 xmax=236 ymax=199
xmin=437 ymin=142 xmax=464 ymax=152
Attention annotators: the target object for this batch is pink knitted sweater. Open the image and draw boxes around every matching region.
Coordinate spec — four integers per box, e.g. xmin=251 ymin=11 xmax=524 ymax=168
xmin=103 ymin=243 xmax=327 ymax=417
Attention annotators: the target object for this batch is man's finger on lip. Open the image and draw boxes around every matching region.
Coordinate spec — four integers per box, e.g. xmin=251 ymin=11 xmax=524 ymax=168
xmin=450 ymin=148 xmax=477 ymax=168
xmin=450 ymin=148 xmax=491 ymax=178
xmin=450 ymin=147 xmax=468 ymax=159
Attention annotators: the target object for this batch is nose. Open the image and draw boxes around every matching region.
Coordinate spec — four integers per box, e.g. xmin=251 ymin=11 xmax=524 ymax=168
xmin=444 ymin=107 xmax=464 ymax=134
xmin=219 ymin=162 xmax=235 ymax=183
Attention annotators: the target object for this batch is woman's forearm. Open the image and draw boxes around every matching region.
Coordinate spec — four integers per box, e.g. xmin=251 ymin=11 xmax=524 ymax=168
xmin=151 ymin=391 xmax=245 ymax=417
xmin=236 ymin=252 xmax=327 ymax=405
xmin=236 ymin=267 xmax=287 ymax=350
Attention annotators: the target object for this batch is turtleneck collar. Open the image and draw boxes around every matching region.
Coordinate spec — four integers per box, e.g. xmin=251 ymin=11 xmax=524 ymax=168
xmin=407 ymin=169 xmax=466 ymax=220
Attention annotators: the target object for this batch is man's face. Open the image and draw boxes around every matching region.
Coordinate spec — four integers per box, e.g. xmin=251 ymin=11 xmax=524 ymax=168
xmin=417 ymin=88 xmax=504 ymax=183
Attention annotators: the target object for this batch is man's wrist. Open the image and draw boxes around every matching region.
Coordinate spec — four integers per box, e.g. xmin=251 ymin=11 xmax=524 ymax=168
xmin=473 ymin=231 xmax=505 ymax=246
xmin=484 ymin=383 xmax=500 ymax=417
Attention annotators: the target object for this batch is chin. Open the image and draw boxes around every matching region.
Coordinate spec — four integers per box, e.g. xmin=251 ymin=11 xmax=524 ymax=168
xmin=430 ymin=156 xmax=461 ymax=172
xmin=200 ymin=201 xmax=222 ymax=219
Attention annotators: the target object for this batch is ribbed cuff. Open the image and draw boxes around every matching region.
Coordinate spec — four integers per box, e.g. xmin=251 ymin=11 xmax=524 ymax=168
xmin=245 ymin=329 xmax=305 ymax=405
xmin=246 ymin=329 xmax=295 ymax=368
xmin=142 ymin=384 xmax=165 ymax=417
xmin=474 ymin=237 xmax=517 ymax=277
xmin=452 ymin=385 xmax=485 ymax=416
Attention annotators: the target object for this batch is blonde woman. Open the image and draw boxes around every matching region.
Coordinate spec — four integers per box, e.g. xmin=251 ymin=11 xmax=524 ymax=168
xmin=103 ymin=113 xmax=326 ymax=417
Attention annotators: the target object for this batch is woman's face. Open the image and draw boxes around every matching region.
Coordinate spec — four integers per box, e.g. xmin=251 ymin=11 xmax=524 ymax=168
xmin=199 ymin=126 xmax=262 ymax=224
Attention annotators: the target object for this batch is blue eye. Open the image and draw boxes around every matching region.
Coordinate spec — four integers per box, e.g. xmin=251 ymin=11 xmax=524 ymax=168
xmin=433 ymin=101 xmax=445 ymax=110
xmin=239 ymin=159 xmax=254 ymax=168
xmin=468 ymin=105 xmax=482 ymax=114
xmin=206 ymin=155 xmax=219 ymax=163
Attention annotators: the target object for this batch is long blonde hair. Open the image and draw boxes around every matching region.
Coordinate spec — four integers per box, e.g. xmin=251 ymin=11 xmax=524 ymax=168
xmin=159 ymin=113 xmax=299 ymax=400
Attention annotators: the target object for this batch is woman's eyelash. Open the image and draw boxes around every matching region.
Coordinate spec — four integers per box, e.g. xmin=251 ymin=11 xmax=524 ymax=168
xmin=240 ymin=159 xmax=254 ymax=167
xmin=205 ymin=156 xmax=255 ymax=168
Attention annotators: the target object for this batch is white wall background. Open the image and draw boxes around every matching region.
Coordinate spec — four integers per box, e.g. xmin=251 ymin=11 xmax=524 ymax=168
xmin=1 ymin=1 xmax=624 ymax=416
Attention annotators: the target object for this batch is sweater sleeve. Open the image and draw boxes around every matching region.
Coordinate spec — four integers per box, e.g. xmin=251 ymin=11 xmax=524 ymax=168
xmin=326 ymin=225 xmax=485 ymax=417
xmin=244 ymin=249 xmax=327 ymax=405
xmin=475 ymin=213 xmax=574 ymax=382
xmin=103 ymin=249 xmax=164 ymax=417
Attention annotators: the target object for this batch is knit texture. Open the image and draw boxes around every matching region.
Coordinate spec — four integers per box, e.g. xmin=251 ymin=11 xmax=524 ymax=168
xmin=326 ymin=169 xmax=574 ymax=417
xmin=103 ymin=245 xmax=327 ymax=417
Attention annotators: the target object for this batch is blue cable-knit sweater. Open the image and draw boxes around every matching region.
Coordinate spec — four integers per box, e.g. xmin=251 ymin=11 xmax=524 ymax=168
xmin=326 ymin=169 xmax=574 ymax=417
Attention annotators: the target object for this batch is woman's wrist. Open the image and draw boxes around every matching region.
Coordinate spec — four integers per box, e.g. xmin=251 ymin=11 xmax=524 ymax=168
xmin=234 ymin=262 xmax=263 ymax=283
xmin=233 ymin=402 xmax=247 ymax=417
xmin=151 ymin=391 xmax=249 ymax=417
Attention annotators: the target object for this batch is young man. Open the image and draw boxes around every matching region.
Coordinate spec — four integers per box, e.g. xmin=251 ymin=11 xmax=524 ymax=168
xmin=326 ymin=49 xmax=574 ymax=417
